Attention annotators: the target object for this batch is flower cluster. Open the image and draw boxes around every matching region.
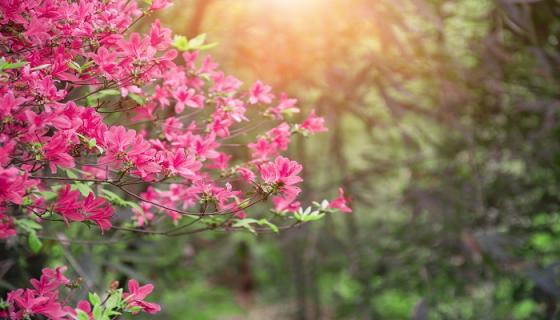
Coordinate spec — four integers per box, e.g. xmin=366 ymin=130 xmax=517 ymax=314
xmin=53 ymin=185 xmax=114 ymax=231
xmin=0 ymin=0 xmax=351 ymax=316
xmin=0 ymin=266 xmax=159 ymax=319
xmin=0 ymin=0 xmax=349 ymax=237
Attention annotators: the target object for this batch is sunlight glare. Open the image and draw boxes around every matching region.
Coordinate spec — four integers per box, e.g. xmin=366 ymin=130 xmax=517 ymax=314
xmin=264 ymin=0 xmax=322 ymax=12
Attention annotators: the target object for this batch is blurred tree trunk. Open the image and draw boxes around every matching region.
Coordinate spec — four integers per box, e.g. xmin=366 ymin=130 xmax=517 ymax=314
xmin=186 ymin=0 xmax=214 ymax=38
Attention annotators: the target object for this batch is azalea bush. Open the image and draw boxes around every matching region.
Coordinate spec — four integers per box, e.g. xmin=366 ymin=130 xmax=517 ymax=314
xmin=0 ymin=0 xmax=351 ymax=318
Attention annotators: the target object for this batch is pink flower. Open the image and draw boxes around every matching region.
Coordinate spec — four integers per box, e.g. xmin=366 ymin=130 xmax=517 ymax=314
xmin=42 ymin=134 xmax=75 ymax=173
xmin=209 ymin=152 xmax=231 ymax=170
xmin=259 ymin=156 xmax=303 ymax=198
xmin=266 ymin=93 xmax=299 ymax=119
xmin=237 ymin=167 xmax=256 ymax=182
xmin=82 ymin=166 xmax=108 ymax=180
xmin=7 ymin=289 xmax=67 ymax=319
xmin=101 ymin=126 xmax=160 ymax=178
xmin=6 ymin=267 xmax=70 ymax=319
xmin=248 ymin=138 xmax=276 ymax=160
xmin=120 ymin=85 xmax=142 ymax=98
xmin=30 ymin=266 xmax=69 ymax=294
xmin=329 ymin=188 xmax=352 ymax=213
xmin=123 ymin=279 xmax=161 ymax=314
xmin=164 ymin=149 xmax=201 ymax=179
xmin=0 ymin=136 xmax=15 ymax=166
xmin=0 ymin=92 xmax=27 ymax=118
xmin=149 ymin=0 xmax=173 ymax=11
xmin=118 ymin=32 xmax=149 ymax=60
xmin=301 ymin=110 xmax=327 ymax=133
xmin=54 ymin=185 xmax=84 ymax=223
xmin=103 ymin=126 xmax=136 ymax=155
xmin=273 ymin=193 xmax=301 ymax=212
xmin=75 ymin=300 xmax=93 ymax=319
xmin=0 ymin=167 xmax=36 ymax=205
xmin=81 ymin=192 xmax=114 ymax=231
xmin=248 ymin=123 xmax=291 ymax=160
xmin=211 ymin=72 xmax=242 ymax=93
xmin=249 ymin=80 xmax=274 ymax=104
xmin=0 ymin=211 xmax=16 ymax=239
xmin=268 ymin=123 xmax=291 ymax=150
xmin=92 ymin=47 xmax=118 ymax=79
xmin=148 ymin=20 xmax=172 ymax=50
xmin=54 ymin=185 xmax=114 ymax=231
xmin=173 ymin=86 xmax=204 ymax=113
xmin=24 ymin=17 xmax=50 ymax=43
xmin=163 ymin=117 xmax=184 ymax=141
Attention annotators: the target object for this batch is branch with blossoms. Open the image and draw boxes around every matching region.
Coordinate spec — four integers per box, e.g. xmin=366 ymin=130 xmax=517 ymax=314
xmin=0 ymin=266 xmax=159 ymax=320
xmin=0 ymin=0 xmax=352 ymax=317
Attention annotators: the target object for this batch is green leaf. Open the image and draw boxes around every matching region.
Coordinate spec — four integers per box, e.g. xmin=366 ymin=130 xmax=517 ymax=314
xmin=89 ymin=292 xmax=102 ymax=306
xmin=30 ymin=64 xmax=51 ymax=71
xmin=128 ymin=92 xmax=145 ymax=105
xmin=105 ymin=290 xmax=122 ymax=310
xmin=233 ymin=218 xmax=259 ymax=235
xmin=531 ymin=233 xmax=553 ymax=251
xmin=86 ymin=89 xmax=120 ymax=106
xmin=92 ymin=305 xmax=103 ymax=320
xmin=0 ymin=298 xmax=9 ymax=309
xmin=87 ymin=138 xmax=97 ymax=148
xmin=512 ymin=299 xmax=537 ymax=319
xmin=126 ymin=306 xmax=143 ymax=313
xmin=172 ymin=35 xmax=189 ymax=51
xmin=40 ymin=191 xmax=57 ymax=201
xmin=197 ymin=42 xmax=218 ymax=51
xmin=303 ymin=212 xmax=325 ymax=222
xmin=0 ymin=59 xmax=28 ymax=70
xmin=65 ymin=169 xmax=79 ymax=179
xmin=101 ymin=189 xmax=128 ymax=207
xmin=28 ymin=232 xmax=42 ymax=253
xmin=67 ymin=61 xmax=82 ymax=72
xmin=73 ymin=182 xmax=93 ymax=197
xmin=258 ymin=219 xmax=279 ymax=233
xmin=173 ymin=34 xmax=217 ymax=52
xmin=188 ymin=33 xmax=207 ymax=48
xmin=15 ymin=219 xmax=42 ymax=232
xmin=21 ymin=197 xmax=32 ymax=206
xmin=76 ymin=309 xmax=90 ymax=320
xmin=81 ymin=60 xmax=94 ymax=70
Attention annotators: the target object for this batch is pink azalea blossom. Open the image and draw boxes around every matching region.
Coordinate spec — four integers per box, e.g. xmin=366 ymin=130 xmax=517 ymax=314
xmin=329 ymin=188 xmax=352 ymax=213
xmin=123 ymin=279 xmax=161 ymax=314
xmin=0 ymin=92 xmax=27 ymax=118
xmin=164 ymin=149 xmax=201 ymax=179
xmin=149 ymin=0 xmax=173 ymax=11
xmin=237 ymin=167 xmax=256 ymax=182
xmin=54 ymin=185 xmax=114 ymax=231
xmin=259 ymin=156 xmax=303 ymax=198
xmin=0 ymin=166 xmax=37 ymax=206
xmin=42 ymin=134 xmax=75 ymax=173
xmin=173 ymin=86 xmax=204 ymax=113
xmin=301 ymin=110 xmax=328 ymax=133
xmin=53 ymin=185 xmax=85 ymax=224
xmin=273 ymin=194 xmax=301 ymax=212
xmin=0 ymin=211 xmax=16 ymax=239
xmin=266 ymin=93 xmax=299 ymax=119
xmin=81 ymin=192 xmax=114 ymax=231
xmin=249 ymin=80 xmax=274 ymax=104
